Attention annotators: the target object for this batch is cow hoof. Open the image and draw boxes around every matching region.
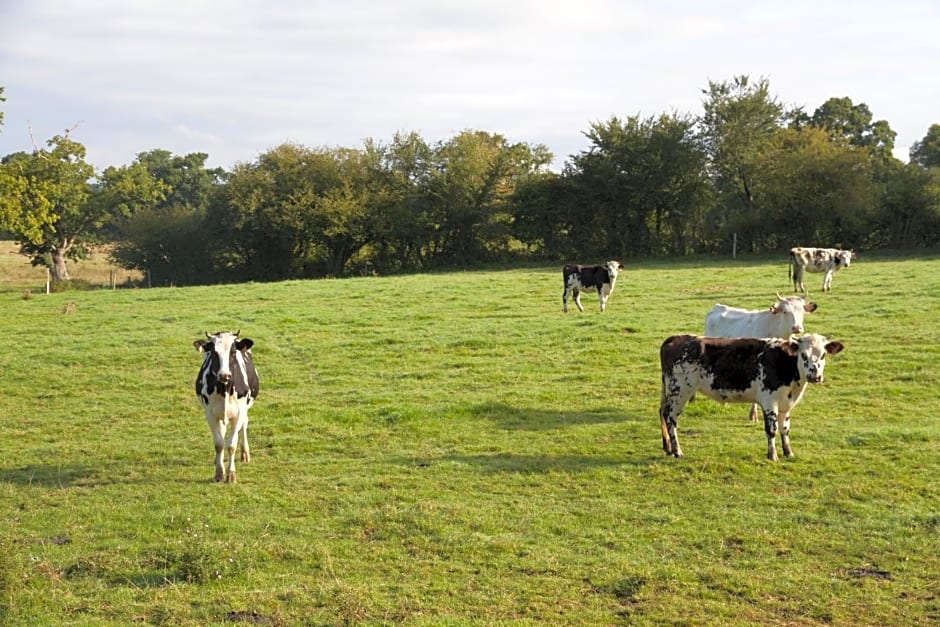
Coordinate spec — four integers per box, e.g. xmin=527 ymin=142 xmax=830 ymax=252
xmin=226 ymin=472 xmax=236 ymax=483
xmin=241 ymin=450 xmax=250 ymax=463
xmin=767 ymin=452 xmax=779 ymax=461
xmin=215 ymin=471 xmax=224 ymax=482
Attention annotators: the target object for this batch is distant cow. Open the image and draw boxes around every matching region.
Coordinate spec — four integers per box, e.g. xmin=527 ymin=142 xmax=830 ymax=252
xmin=789 ymin=247 xmax=855 ymax=293
xmin=705 ymin=294 xmax=818 ymax=421
xmin=659 ymin=334 xmax=844 ymax=460
xmin=194 ymin=331 xmax=259 ymax=483
xmin=562 ymin=260 xmax=624 ymax=312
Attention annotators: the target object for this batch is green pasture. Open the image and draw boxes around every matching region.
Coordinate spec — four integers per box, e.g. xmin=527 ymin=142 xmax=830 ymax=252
xmin=0 ymin=252 xmax=938 ymax=625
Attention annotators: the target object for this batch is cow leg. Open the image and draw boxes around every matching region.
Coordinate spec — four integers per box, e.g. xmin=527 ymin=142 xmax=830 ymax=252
xmin=597 ymin=287 xmax=606 ymax=312
xmin=762 ymin=407 xmax=779 ymax=461
xmin=573 ymin=288 xmax=584 ymax=312
xmin=823 ymin=270 xmax=833 ymax=292
xmin=659 ymin=380 xmax=689 ymax=457
xmin=794 ymin=268 xmax=805 ymax=294
xmin=224 ymin=413 xmax=248 ymax=483
xmin=778 ymin=413 xmax=794 ymax=458
xmin=240 ymin=419 xmax=251 ymax=463
xmin=562 ymin=287 xmax=570 ymax=313
xmin=748 ymin=403 xmax=759 ymax=422
xmin=206 ymin=414 xmax=226 ymax=482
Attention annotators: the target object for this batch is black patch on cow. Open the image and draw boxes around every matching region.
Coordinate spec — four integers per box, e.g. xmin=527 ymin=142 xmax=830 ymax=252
xmin=563 ymin=264 xmax=611 ymax=289
xmin=660 ymin=335 xmax=801 ymax=393
xmin=759 ymin=344 xmax=800 ymax=391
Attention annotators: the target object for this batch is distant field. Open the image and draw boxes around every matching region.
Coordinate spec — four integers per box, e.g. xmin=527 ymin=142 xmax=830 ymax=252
xmin=0 ymin=240 xmax=143 ymax=294
xmin=0 ymin=251 xmax=938 ymax=624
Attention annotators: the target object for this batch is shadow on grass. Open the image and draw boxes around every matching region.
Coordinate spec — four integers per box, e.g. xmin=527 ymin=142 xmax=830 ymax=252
xmin=468 ymin=402 xmax=633 ymax=430
xmin=437 ymin=452 xmax=653 ymax=474
xmin=0 ymin=464 xmax=122 ymax=487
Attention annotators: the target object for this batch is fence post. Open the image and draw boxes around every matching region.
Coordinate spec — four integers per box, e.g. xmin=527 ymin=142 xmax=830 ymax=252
xmin=46 ymin=268 xmax=51 ymax=294
xmin=732 ymin=233 xmax=738 ymax=259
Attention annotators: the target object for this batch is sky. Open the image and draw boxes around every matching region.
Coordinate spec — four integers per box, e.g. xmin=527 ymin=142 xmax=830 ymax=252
xmin=1 ymin=0 xmax=938 ymax=173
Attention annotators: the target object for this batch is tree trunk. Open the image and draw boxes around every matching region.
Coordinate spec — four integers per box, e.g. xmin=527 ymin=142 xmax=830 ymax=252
xmin=50 ymin=248 xmax=71 ymax=281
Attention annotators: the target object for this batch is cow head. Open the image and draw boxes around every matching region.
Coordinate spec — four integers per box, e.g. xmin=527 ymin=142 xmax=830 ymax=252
xmin=606 ymin=260 xmax=624 ymax=280
xmin=838 ymin=250 xmax=855 ymax=267
xmin=781 ymin=333 xmax=845 ymax=384
xmin=193 ymin=331 xmax=254 ymax=394
xmin=771 ymin=293 xmax=819 ymax=335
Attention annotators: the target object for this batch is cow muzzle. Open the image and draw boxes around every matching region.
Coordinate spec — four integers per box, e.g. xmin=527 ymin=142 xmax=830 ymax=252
xmin=791 ymin=324 xmax=804 ymax=334
xmin=806 ymin=373 xmax=823 ymax=383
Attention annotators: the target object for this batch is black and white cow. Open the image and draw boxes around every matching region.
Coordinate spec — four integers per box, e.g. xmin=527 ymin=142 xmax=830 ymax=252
xmin=193 ymin=331 xmax=259 ymax=483
xmin=562 ymin=260 xmax=624 ymax=312
xmin=789 ymin=247 xmax=856 ymax=293
xmin=659 ymin=333 xmax=844 ymax=460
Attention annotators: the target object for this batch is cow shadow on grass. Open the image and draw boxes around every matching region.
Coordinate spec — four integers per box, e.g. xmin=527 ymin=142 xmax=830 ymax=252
xmin=467 ymin=402 xmax=633 ymax=431
xmin=0 ymin=464 xmax=127 ymax=488
xmin=434 ymin=452 xmax=653 ymax=474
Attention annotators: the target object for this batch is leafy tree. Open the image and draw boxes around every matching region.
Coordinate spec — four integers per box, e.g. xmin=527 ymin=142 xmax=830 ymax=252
xmin=911 ymin=124 xmax=940 ymax=168
xmin=109 ymin=150 xmax=225 ymax=285
xmin=509 ymin=171 xmax=569 ymax=258
xmin=699 ymin=75 xmax=787 ymax=251
xmin=425 ymin=130 xmax=551 ymax=264
xmin=212 ymin=142 xmax=383 ymax=279
xmin=872 ymin=160 xmax=940 ymax=247
xmin=557 ymin=114 xmax=711 ymax=258
xmin=795 ymin=96 xmax=897 ymax=161
xmin=752 ymin=126 xmax=875 ymax=248
xmin=362 ymin=131 xmax=436 ymax=272
xmin=134 ymin=149 xmax=226 ymax=210
xmin=9 ymin=134 xmax=95 ymax=280
xmin=1 ymin=87 xmax=45 ymax=241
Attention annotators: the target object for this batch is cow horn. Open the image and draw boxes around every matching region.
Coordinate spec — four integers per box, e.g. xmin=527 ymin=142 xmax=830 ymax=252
xmin=205 ymin=331 xmax=211 ymax=339
xmin=775 ymin=292 xmax=784 ymax=301
xmin=234 ymin=329 xmax=240 ymax=337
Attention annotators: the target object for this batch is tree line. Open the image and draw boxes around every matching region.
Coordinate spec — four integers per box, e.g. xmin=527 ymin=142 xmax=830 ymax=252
xmin=2 ymin=76 xmax=939 ymax=286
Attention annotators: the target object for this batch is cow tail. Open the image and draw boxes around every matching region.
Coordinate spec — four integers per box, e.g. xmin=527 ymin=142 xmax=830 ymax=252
xmin=788 ymin=251 xmax=794 ymax=282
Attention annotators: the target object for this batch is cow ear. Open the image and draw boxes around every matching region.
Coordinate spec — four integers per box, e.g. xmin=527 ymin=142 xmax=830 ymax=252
xmin=193 ymin=340 xmax=208 ymax=353
xmin=804 ymin=301 xmax=818 ymax=312
xmin=825 ymin=340 xmax=845 ymax=355
xmin=781 ymin=339 xmax=799 ymax=356
xmin=236 ymin=338 xmax=254 ymax=351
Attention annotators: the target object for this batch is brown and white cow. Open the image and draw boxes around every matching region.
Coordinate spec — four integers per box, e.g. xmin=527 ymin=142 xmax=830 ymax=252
xmin=659 ymin=333 xmax=844 ymax=460
xmin=789 ymin=247 xmax=856 ymax=293
xmin=704 ymin=294 xmax=818 ymax=421
xmin=562 ymin=260 xmax=624 ymax=312
xmin=194 ymin=331 xmax=260 ymax=483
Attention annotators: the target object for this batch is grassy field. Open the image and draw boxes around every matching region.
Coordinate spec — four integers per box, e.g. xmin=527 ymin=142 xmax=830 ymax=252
xmin=0 ymin=245 xmax=938 ymax=625
xmin=0 ymin=240 xmax=143 ymax=294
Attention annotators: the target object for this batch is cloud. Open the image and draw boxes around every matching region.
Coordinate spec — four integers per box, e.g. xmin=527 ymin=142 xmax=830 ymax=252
xmin=1 ymin=0 xmax=938 ymax=169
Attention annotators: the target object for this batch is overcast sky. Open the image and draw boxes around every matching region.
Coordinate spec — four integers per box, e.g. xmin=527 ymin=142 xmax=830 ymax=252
xmin=1 ymin=0 xmax=937 ymax=172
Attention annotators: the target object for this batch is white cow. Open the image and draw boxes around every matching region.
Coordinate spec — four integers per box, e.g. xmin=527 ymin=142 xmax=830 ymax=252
xmin=704 ymin=294 xmax=818 ymax=421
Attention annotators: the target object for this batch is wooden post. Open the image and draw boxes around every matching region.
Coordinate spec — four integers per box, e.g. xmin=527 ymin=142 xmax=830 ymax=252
xmin=46 ymin=267 xmax=51 ymax=294
xmin=110 ymin=269 xmax=115 ymax=290
xmin=732 ymin=233 xmax=738 ymax=259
